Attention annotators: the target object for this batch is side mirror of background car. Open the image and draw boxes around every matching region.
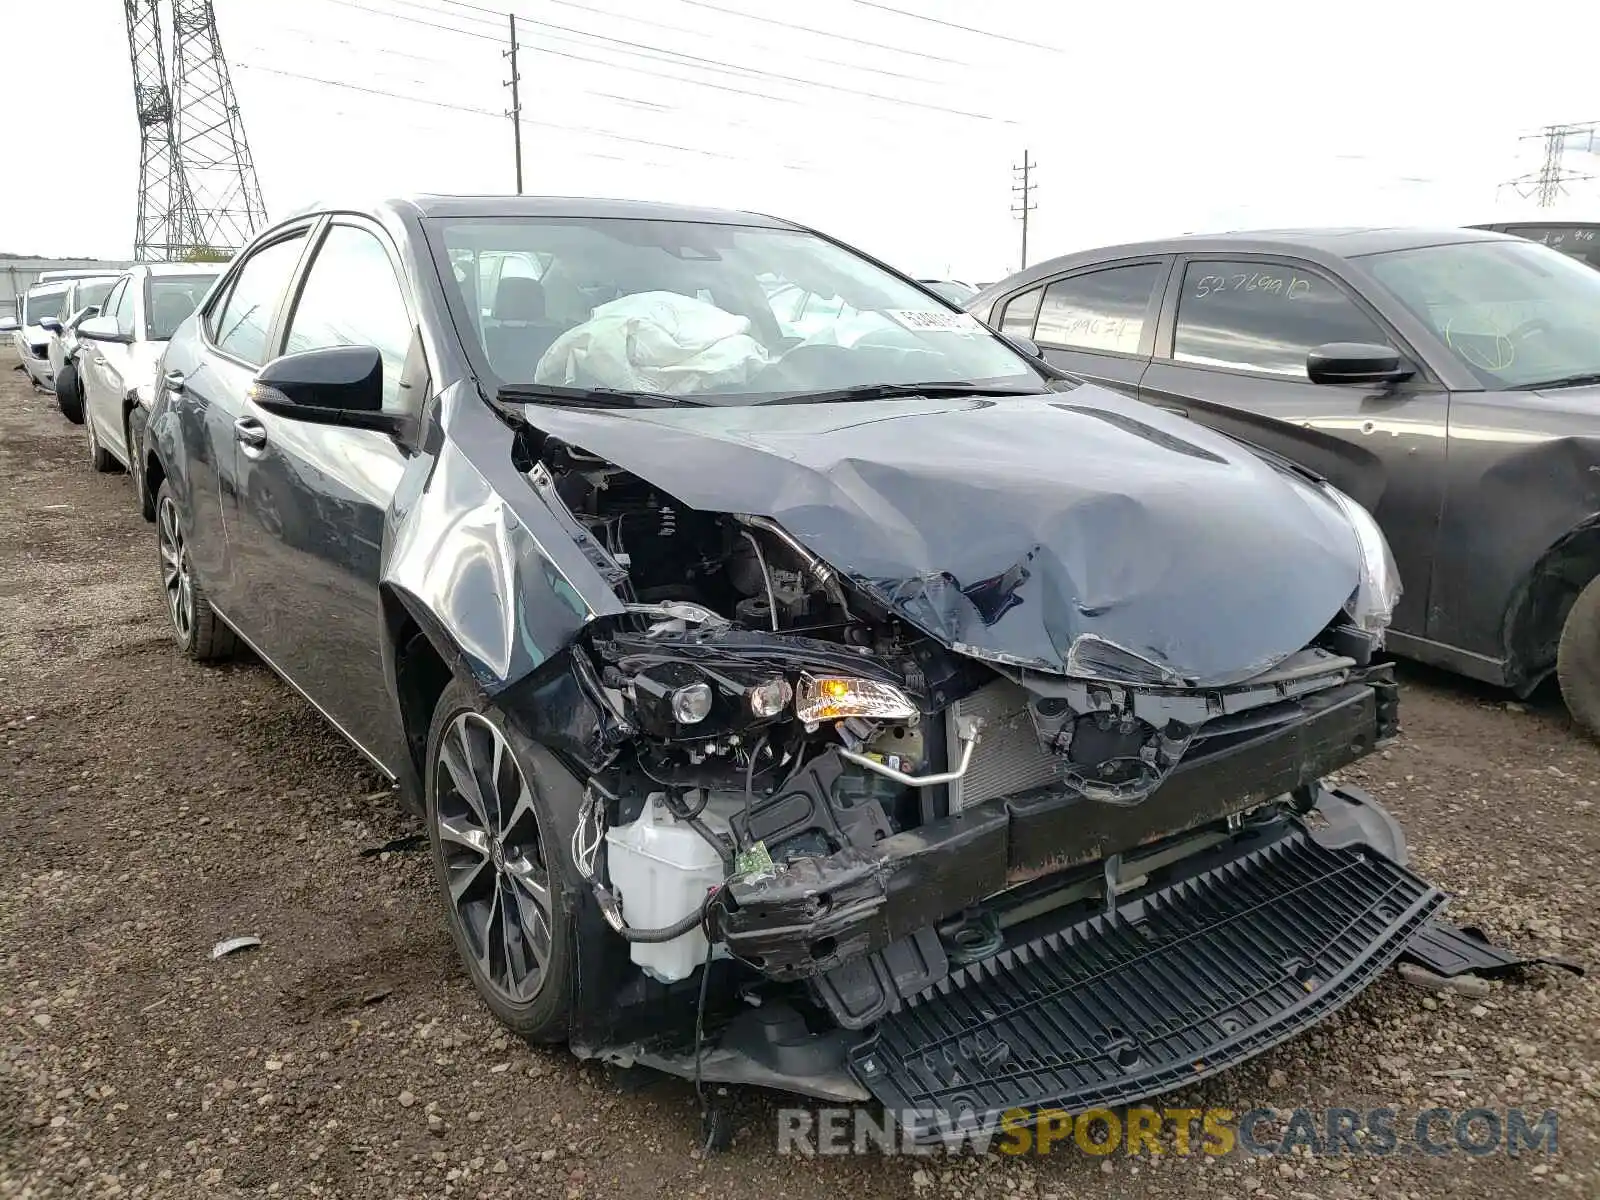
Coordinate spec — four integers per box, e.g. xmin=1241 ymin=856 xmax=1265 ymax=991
xmin=0 ymin=315 xmax=18 ymax=334
xmin=77 ymin=315 xmax=128 ymax=343
xmin=1306 ymin=342 xmax=1415 ymax=386
xmin=251 ymin=346 xmax=401 ymax=435
xmin=1007 ymin=334 xmax=1046 ymax=360
xmin=39 ymin=317 xmax=64 ymax=334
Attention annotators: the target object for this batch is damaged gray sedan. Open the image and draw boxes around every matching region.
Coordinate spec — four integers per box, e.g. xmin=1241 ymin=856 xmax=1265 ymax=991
xmin=144 ymin=196 xmax=1446 ymax=1142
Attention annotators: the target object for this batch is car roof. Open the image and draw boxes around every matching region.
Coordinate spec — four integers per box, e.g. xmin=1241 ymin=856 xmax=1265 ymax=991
xmin=25 ymin=281 xmax=69 ymax=295
xmin=129 ymin=262 xmax=227 ymax=277
xmin=390 ymin=194 xmax=797 ymax=229
xmin=978 ymin=226 xmax=1522 ymax=300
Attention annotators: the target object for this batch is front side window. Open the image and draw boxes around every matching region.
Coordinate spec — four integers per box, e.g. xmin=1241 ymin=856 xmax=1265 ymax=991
xmin=1034 ymin=264 xmax=1162 ymax=355
xmin=212 ymin=235 xmax=307 ymax=365
xmin=145 ymin=274 xmax=220 ymax=341
xmin=97 ymin=280 xmax=128 ymax=329
xmin=1365 ymin=239 xmax=1600 ymax=389
xmin=1173 ymin=260 xmax=1387 ymax=377
xmin=431 ymin=217 xmax=1045 ymax=402
xmin=283 ymin=225 xmax=413 ymax=409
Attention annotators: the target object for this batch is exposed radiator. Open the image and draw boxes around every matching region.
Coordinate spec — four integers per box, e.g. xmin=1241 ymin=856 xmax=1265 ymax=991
xmin=946 ymin=679 xmax=1062 ymax=811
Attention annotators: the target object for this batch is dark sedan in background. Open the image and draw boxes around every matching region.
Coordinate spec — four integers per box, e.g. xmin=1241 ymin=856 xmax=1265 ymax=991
xmin=1472 ymin=220 xmax=1600 ymax=271
xmin=967 ymin=228 xmax=1600 ymax=740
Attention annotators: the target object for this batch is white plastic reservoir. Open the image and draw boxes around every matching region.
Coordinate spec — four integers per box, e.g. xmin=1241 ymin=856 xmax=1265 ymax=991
xmin=604 ymin=792 xmax=733 ymax=983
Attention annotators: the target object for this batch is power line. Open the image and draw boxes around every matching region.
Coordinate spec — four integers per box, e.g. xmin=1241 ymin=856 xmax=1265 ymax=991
xmin=669 ymin=0 xmax=972 ymax=65
xmin=364 ymin=0 xmax=1012 ymax=123
xmin=851 ymin=0 xmax=1065 ymax=52
xmin=433 ymin=0 xmax=946 ymax=85
xmin=236 ymin=61 xmax=768 ymax=163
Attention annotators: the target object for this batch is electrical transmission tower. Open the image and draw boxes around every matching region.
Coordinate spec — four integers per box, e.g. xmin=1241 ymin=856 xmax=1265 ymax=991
xmin=124 ymin=0 xmax=196 ymax=261
xmin=1503 ymin=121 xmax=1598 ymax=207
xmin=169 ymin=0 xmax=267 ymax=255
xmin=1012 ymin=151 xmax=1038 ymax=269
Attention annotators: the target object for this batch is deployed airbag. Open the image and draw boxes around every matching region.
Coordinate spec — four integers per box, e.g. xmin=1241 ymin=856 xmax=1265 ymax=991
xmin=535 ymin=290 xmax=771 ymax=394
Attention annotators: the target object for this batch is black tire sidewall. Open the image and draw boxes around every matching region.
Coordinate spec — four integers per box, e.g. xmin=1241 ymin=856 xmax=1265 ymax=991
xmin=424 ymin=678 xmax=575 ymax=1042
xmin=1557 ymin=574 xmax=1600 ymax=742
xmin=55 ymin=363 xmax=83 ymax=423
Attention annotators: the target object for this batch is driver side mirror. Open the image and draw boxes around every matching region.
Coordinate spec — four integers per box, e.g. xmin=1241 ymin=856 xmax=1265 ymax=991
xmin=1307 ymin=342 xmax=1415 ymax=386
xmin=250 ymin=346 xmax=402 ymax=435
xmin=77 ymin=315 xmax=129 ymax=343
xmin=40 ymin=316 xmax=64 ymax=334
xmin=0 ymin=315 xmax=18 ymax=334
xmin=1002 ymin=333 xmax=1046 ymax=360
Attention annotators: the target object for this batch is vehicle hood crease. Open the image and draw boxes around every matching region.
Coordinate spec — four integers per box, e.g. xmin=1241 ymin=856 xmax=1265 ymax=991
xmin=519 ymin=388 xmax=1366 ymax=686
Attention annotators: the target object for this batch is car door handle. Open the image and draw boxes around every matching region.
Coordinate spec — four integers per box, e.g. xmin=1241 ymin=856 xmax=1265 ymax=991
xmin=163 ymin=369 xmax=186 ymax=393
xmin=234 ymin=416 xmax=268 ymax=450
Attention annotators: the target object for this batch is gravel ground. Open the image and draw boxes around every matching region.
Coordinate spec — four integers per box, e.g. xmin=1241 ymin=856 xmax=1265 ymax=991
xmin=1 ymin=347 xmax=1596 ymax=1199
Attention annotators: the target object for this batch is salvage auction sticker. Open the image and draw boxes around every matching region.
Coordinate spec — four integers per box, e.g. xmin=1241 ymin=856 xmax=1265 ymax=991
xmin=887 ymin=309 xmax=986 ymax=333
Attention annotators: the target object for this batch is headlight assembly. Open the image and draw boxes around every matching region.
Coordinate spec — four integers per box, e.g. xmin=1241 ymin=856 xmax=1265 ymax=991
xmin=1324 ymin=486 xmax=1402 ymax=639
xmin=794 ymin=673 xmax=917 ymax=724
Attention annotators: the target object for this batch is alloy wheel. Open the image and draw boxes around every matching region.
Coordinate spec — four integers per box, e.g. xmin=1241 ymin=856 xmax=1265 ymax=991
xmin=157 ymin=495 xmax=194 ymax=642
xmin=434 ymin=712 xmax=554 ymax=1004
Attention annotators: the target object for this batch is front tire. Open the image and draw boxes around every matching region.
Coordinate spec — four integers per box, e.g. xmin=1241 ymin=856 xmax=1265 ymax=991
xmin=425 ymin=679 xmax=574 ymax=1042
xmin=155 ymin=480 xmax=235 ymax=662
xmin=55 ymin=362 xmax=84 ymax=424
xmin=1557 ymin=574 xmax=1600 ymax=742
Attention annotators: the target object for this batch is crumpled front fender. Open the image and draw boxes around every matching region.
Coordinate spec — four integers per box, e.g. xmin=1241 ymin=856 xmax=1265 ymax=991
xmin=380 ymin=384 xmax=625 ymax=693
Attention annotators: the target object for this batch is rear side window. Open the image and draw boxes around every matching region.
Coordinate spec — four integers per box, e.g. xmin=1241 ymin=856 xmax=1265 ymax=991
xmin=212 ymin=235 xmax=307 ymax=365
xmin=1173 ymin=260 xmax=1388 ymax=377
xmin=146 ymin=275 xmax=218 ymax=340
xmin=998 ymin=288 xmax=1042 ymax=337
xmin=283 ymin=225 xmax=412 ymax=410
xmin=1034 ymin=264 xmax=1162 ymax=354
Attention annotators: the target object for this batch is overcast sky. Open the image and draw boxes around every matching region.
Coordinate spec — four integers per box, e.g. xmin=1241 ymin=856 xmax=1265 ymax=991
xmin=6 ymin=0 xmax=1600 ymax=279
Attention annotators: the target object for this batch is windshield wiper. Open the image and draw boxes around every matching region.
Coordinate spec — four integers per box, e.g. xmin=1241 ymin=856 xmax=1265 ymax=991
xmin=753 ymin=381 xmax=1048 ymax=406
xmin=1518 ymin=372 xmax=1600 ymax=392
xmin=496 ymin=383 xmax=705 ymax=409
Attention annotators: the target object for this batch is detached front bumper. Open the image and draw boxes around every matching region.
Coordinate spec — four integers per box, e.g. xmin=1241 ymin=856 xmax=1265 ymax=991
xmin=719 ymin=667 xmax=1398 ymax=980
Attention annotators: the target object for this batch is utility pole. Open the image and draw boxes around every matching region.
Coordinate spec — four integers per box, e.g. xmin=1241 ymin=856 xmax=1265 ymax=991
xmin=1011 ymin=151 xmax=1037 ymax=269
xmin=1502 ymin=121 xmax=1597 ymax=207
xmin=505 ymin=15 xmax=523 ymax=195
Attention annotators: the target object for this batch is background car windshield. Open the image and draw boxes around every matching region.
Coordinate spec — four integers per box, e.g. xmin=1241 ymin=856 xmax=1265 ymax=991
xmin=1366 ymin=240 xmax=1600 ymax=389
xmin=922 ymin=280 xmax=977 ymax=303
xmin=146 ymin=274 xmax=218 ymax=340
xmin=76 ymin=280 xmax=116 ymax=312
xmin=431 ymin=217 xmax=1041 ymax=401
xmin=24 ymin=288 xmax=67 ymax=325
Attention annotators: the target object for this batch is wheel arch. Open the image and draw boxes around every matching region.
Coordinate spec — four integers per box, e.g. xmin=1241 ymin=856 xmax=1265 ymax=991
xmin=1502 ymin=515 xmax=1600 ymax=694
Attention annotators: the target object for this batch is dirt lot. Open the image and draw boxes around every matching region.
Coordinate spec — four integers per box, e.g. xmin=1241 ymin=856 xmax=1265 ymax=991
xmin=1 ymin=347 xmax=1597 ymax=1200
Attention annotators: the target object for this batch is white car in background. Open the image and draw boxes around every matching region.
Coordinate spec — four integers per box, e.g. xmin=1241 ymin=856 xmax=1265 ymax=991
xmin=3 ymin=281 xmax=71 ymax=390
xmin=48 ymin=275 xmax=122 ymax=423
xmin=75 ymin=263 xmax=223 ymax=510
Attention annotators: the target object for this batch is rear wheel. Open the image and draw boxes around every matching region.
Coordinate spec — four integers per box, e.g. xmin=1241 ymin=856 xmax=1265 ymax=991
xmin=55 ymin=362 xmax=84 ymax=424
xmin=127 ymin=407 xmax=155 ymax=521
xmin=86 ymin=410 xmax=117 ymax=473
xmin=155 ymin=480 xmax=235 ymax=661
xmin=425 ymin=680 xmax=573 ymax=1042
xmin=1556 ymin=575 xmax=1600 ymax=742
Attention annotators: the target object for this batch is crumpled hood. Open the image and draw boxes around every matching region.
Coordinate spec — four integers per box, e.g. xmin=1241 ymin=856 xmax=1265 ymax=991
xmin=521 ymin=387 xmax=1366 ymax=686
